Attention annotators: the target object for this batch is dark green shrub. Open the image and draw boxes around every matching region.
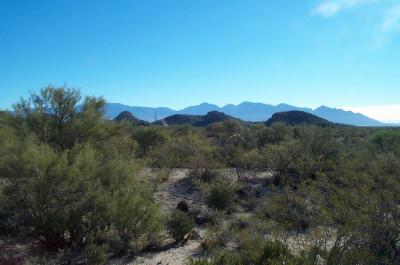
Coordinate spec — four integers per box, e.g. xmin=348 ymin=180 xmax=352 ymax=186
xmin=206 ymin=181 xmax=236 ymax=211
xmin=262 ymin=194 xmax=312 ymax=232
xmin=370 ymin=130 xmax=400 ymax=154
xmin=189 ymin=240 xmax=311 ymax=265
xmin=84 ymin=242 xmax=108 ymax=265
xmin=132 ymin=127 xmax=166 ymax=157
xmin=177 ymin=200 xmax=190 ymax=213
xmin=167 ymin=210 xmax=195 ymax=242
xmin=113 ymin=193 xmax=162 ymax=253
xmin=0 ymin=87 xmax=162 ymax=252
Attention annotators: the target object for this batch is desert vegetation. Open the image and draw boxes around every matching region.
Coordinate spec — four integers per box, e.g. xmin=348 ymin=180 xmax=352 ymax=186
xmin=1 ymin=86 xmax=400 ymax=264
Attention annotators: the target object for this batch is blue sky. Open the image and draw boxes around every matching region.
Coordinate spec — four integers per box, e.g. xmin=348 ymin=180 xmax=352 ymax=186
xmin=1 ymin=0 xmax=399 ymax=121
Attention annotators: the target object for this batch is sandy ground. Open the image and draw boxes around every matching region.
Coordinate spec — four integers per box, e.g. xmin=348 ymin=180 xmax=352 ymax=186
xmin=126 ymin=169 xmax=206 ymax=265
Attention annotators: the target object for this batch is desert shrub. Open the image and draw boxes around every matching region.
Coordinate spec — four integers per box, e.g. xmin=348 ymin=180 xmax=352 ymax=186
xmin=206 ymin=181 xmax=236 ymax=211
xmin=189 ymin=168 xmax=219 ymax=183
xmin=189 ymin=239 xmax=311 ymax=265
xmin=153 ymin=167 xmax=172 ymax=183
xmin=12 ymin=85 xmax=114 ymax=150
xmin=369 ymin=129 xmax=400 ymax=154
xmin=0 ymin=86 xmax=161 ymax=252
xmin=202 ymin=222 xmax=233 ymax=250
xmin=132 ymin=127 xmax=167 ymax=157
xmin=255 ymin=122 xmax=291 ymax=147
xmin=84 ymin=241 xmax=108 ymax=265
xmin=189 ymin=207 xmax=210 ymax=225
xmin=148 ymin=135 xmax=204 ymax=168
xmin=167 ymin=210 xmax=195 ymax=242
xmin=262 ymin=193 xmax=312 ymax=232
xmin=231 ymin=215 xmax=251 ymax=230
xmin=113 ymin=193 xmax=162 ymax=253
xmin=177 ymin=200 xmax=190 ymax=213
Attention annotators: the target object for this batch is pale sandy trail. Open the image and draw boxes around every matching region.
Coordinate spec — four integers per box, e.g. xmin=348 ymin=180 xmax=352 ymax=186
xmin=128 ymin=169 xmax=205 ymax=265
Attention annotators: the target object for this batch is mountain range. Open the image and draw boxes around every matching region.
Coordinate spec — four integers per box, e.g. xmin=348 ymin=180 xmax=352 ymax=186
xmin=105 ymin=102 xmax=384 ymax=126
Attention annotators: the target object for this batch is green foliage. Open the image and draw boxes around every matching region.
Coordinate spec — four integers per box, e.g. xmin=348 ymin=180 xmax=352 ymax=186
xmin=370 ymin=129 xmax=400 ymax=154
xmin=0 ymin=86 xmax=161 ymax=255
xmin=148 ymin=131 xmax=217 ymax=168
xmin=188 ymin=240 xmax=311 ymax=265
xmin=2 ymin=85 xmax=400 ymax=264
xmin=259 ymin=143 xmax=295 ymax=187
xmin=112 ymin=192 xmax=162 ymax=253
xmin=132 ymin=127 xmax=166 ymax=157
xmin=256 ymin=122 xmax=289 ymax=146
xmin=84 ymin=241 xmax=108 ymax=265
xmin=206 ymin=181 xmax=236 ymax=211
xmin=262 ymin=193 xmax=313 ymax=232
xmin=12 ymin=85 xmax=113 ymax=150
xmin=167 ymin=210 xmax=195 ymax=242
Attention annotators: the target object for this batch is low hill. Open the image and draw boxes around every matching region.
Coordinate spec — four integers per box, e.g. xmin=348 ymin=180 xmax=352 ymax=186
xmin=266 ymin=111 xmax=332 ymax=126
xmin=155 ymin=111 xmax=243 ymax=127
xmin=113 ymin=111 xmax=149 ymax=126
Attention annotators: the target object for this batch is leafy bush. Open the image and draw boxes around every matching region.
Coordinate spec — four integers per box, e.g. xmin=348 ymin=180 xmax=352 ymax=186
xmin=206 ymin=181 xmax=236 ymax=211
xmin=167 ymin=210 xmax=195 ymax=242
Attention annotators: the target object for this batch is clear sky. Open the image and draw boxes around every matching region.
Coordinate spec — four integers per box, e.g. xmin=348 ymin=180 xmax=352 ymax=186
xmin=1 ymin=0 xmax=399 ymax=121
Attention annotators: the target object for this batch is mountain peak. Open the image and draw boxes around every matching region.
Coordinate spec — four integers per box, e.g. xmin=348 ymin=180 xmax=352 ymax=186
xmin=266 ymin=111 xmax=332 ymax=126
xmin=114 ymin=111 xmax=138 ymax=122
xmin=113 ymin=111 xmax=149 ymax=125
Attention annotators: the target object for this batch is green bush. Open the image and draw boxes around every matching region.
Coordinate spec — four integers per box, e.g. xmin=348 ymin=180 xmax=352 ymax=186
xmin=84 ymin=241 xmax=108 ymax=265
xmin=188 ymin=240 xmax=311 ymax=265
xmin=167 ymin=210 xmax=195 ymax=242
xmin=132 ymin=127 xmax=166 ymax=157
xmin=0 ymin=86 xmax=161 ymax=252
xmin=206 ymin=181 xmax=236 ymax=211
xmin=113 ymin=193 xmax=162 ymax=253
xmin=262 ymin=194 xmax=312 ymax=232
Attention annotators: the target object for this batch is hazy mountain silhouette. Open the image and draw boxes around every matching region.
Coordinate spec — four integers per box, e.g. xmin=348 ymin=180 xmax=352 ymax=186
xmin=105 ymin=103 xmax=176 ymax=122
xmin=105 ymin=102 xmax=384 ymax=126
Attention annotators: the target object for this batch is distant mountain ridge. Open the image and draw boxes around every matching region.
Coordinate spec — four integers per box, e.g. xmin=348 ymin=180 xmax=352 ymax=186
xmin=105 ymin=102 xmax=384 ymax=126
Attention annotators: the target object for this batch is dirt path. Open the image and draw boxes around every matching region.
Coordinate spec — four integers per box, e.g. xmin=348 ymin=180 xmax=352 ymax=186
xmin=129 ymin=169 xmax=206 ymax=265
